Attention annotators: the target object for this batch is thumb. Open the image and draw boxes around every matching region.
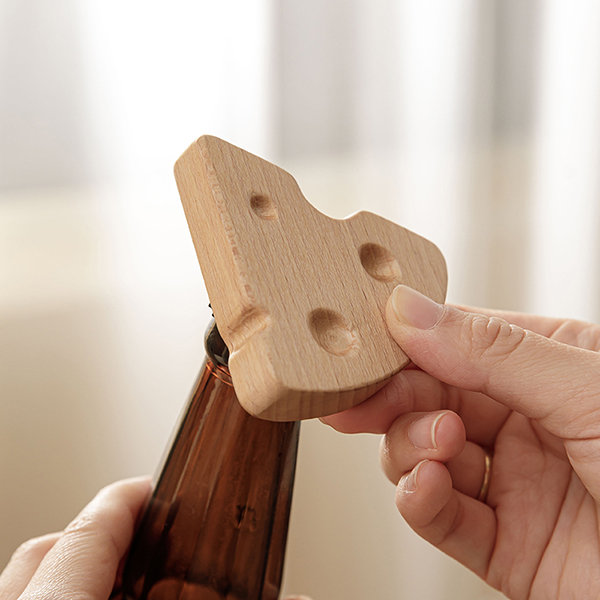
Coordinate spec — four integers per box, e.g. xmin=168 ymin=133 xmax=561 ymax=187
xmin=386 ymin=285 xmax=600 ymax=440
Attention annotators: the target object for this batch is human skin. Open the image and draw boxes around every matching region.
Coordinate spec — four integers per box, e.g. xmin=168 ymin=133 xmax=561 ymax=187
xmin=324 ymin=284 xmax=600 ymax=599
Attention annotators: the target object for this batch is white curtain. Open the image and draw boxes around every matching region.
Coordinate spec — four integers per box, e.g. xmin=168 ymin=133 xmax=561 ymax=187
xmin=2 ymin=2 xmax=599 ymax=599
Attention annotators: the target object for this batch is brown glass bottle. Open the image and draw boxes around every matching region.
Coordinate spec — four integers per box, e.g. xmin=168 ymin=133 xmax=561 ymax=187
xmin=120 ymin=322 xmax=300 ymax=600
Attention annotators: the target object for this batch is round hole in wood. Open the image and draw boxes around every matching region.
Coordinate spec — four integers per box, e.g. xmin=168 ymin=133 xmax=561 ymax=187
xmin=359 ymin=243 xmax=402 ymax=282
xmin=250 ymin=194 xmax=277 ymax=220
xmin=308 ymin=309 xmax=358 ymax=356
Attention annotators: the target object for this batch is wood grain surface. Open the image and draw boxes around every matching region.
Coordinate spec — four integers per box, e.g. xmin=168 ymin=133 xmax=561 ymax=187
xmin=175 ymin=136 xmax=447 ymax=421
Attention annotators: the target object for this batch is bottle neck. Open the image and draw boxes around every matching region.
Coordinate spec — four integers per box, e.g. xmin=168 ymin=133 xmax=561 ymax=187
xmin=204 ymin=320 xmax=232 ymax=385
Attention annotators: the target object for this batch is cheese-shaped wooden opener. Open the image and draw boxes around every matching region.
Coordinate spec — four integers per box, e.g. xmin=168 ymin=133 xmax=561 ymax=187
xmin=175 ymin=136 xmax=447 ymax=421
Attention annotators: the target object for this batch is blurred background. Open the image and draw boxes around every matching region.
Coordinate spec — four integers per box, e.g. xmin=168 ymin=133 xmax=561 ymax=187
xmin=2 ymin=1 xmax=600 ymax=598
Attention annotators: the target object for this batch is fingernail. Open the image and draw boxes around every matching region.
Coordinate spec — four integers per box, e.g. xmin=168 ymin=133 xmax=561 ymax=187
xmin=408 ymin=412 xmax=446 ymax=449
xmin=398 ymin=460 xmax=427 ymax=494
xmin=390 ymin=285 xmax=444 ymax=330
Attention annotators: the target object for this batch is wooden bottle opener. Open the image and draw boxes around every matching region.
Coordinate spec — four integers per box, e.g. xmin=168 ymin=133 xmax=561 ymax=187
xmin=175 ymin=136 xmax=447 ymax=421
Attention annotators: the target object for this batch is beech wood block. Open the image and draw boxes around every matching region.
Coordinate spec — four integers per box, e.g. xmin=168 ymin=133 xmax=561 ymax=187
xmin=175 ymin=136 xmax=447 ymax=421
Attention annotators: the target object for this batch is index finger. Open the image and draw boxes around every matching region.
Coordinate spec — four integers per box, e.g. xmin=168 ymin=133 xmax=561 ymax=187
xmin=324 ymin=307 xmax=584 ymax=437
xmin=323 ymin=368 xmax=509 ymax=446
xmin=19 ymin=477 xmax=151 ymax=600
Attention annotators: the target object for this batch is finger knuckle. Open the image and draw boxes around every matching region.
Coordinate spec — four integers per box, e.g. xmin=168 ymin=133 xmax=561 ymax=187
xmin=550 ymin=319 xmax=600 ymax=350
xmin=575 ymin=323 xmax=600 ymax=351
xmin=12 ymin=535 xmax=54 ymax=561
xmin=465 ymin=315 xmax=527 ymax=364
xmin=63 ymin=513 xmax=121 ymax=564
xmin=64 ymin=512 xmax=98 ymax=537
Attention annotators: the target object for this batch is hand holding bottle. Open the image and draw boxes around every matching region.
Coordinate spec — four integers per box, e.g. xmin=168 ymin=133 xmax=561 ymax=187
xmin=324 ymin=285 xmax=600 ymax=599
xmin=0 ymin=477 xmax=151 ymax=600
xmin=0 ymin=477 xmax=311 ymax=600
